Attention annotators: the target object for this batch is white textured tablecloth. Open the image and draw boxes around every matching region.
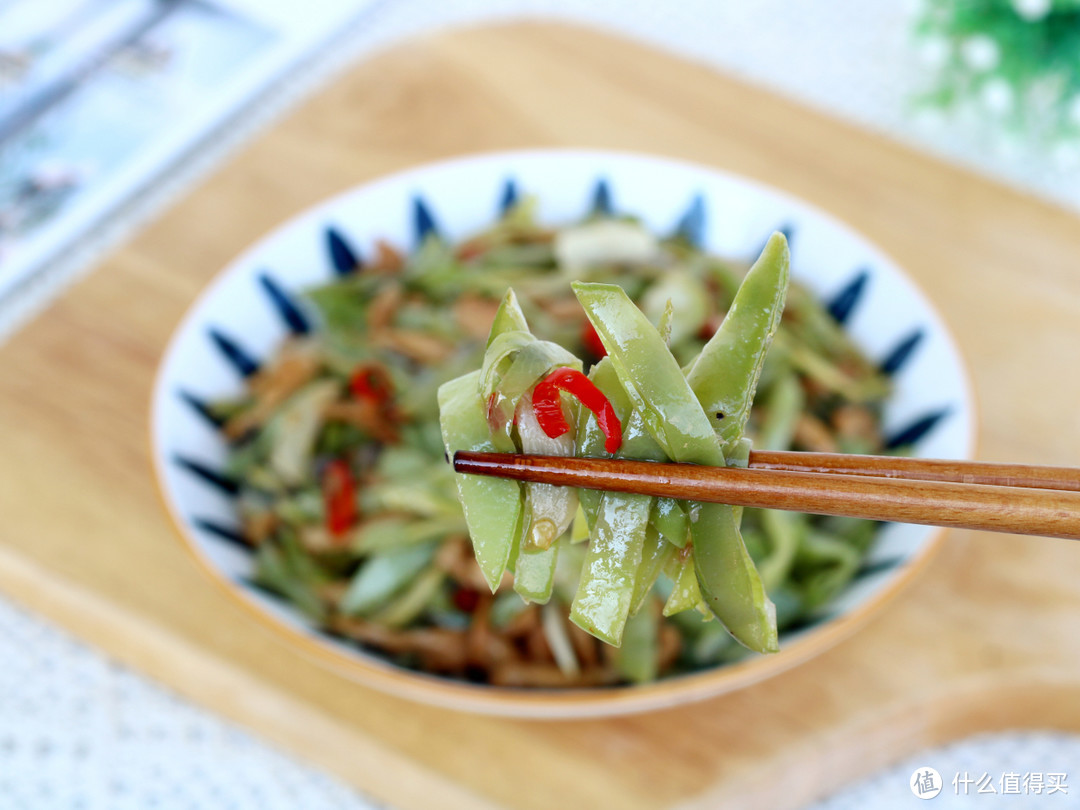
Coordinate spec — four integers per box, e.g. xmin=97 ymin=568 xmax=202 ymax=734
xmin=2 ymin=2 xmax=1079 ymax=808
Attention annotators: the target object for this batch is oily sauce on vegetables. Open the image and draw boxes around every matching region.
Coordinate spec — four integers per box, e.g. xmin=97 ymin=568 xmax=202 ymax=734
xmin=215 ymin=200 xmax=894 ymax=687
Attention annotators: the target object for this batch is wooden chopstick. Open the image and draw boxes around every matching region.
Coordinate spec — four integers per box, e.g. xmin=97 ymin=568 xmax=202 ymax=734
xmin=452 ymin=451 xmax=1080 ymax=541
xmin=747 ymin=450 xmax=1080 ymax=492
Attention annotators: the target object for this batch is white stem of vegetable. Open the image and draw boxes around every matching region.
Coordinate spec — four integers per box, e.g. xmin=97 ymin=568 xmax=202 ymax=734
xmin=542 ymin=601 xmax=581 ymax=677
xmin=515 ymin=394 xmax=578 ymax=550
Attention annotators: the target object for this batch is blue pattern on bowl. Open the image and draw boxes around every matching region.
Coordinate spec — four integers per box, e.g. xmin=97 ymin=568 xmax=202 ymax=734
xmin=591 ymin=177 xmax=613 ymax=215
xmin=413 ymin=195 xmax=440 ymax=244
xmin=258 ymin=273 xmax=311 ymax=335
xmin=826 ymin=267 xmax=871 ymax=324
xmin=499 ymin=178 xmax=519 ymax=214
xmin=880 ymin=328 xmax=926 ymax=376
xmin=325 ymin=226 xmax=361 ymax=275
xmin=208 ymin=328 xmax=260 ymax=377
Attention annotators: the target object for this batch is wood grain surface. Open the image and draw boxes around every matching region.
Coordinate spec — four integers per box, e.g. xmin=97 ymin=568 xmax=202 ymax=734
xmin=2 ymin=23 xmax=1080 ymax=810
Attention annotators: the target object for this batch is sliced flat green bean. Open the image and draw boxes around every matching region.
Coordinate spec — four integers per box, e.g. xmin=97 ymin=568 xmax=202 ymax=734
xmin=614 ymin=598 xmax=659 ymax=684
xmin=513 ymin=530 xmax=559 ymax=604
xmin=663 ymin=549 xmax=708 ymax=617
xmin=570 ymin=503 xmax=591 ymax=543
xmin=796 ymin=530 xmax=861 ymax=609
xmin=570 ymin=491 xmax=650 ymax=645
xmin=351 ymin=514 xmax=467 ymax=555
xmin=758 ymin=371 xmax=805 ymax=452
xmin=757 ymin=508 xmax=807 ymax=593
xmin=571 ymin=352 xmax=656 ymax=644
xmin=372 ymin=566 xmax=447 ymax=628
xmin=438 ymin=370 xmax=522 ymax=591
xmin=631 ymin=526 xmax=677 ymax=615
xmin=574 ymin=282 xmax=777 ymax=653
xmin=254 ymin=532 xmax=327 ymax=621
xmin=685 ymin=232 xmax=789 ymax=448
xmin=340 ymin=542 xmax=438 ymax=616
xmin=774 ymin=332 xmax=890 ymax=403
xmin=650 ymin=498 xmax=688 ymax=548
xmin=572 ymin=282 xmax=726 ymax=466
xmin=692 ymin=493 xmax=778 ymax=651
xmin=269 ymin=379 xmax=340 ymax=485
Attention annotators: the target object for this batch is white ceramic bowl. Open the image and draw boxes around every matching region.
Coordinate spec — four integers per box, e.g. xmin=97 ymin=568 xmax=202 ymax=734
xmin=151 ymin=149 xmax=975 ymax=718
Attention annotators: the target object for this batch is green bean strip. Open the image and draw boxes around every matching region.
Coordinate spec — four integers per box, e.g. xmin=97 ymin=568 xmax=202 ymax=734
xmin=512 ymin=532 xmax=560 ymax=603
xmin=685 ymin=232 xmax=790 ymax=448
xmin=340 ymin=542 xmax=438 ymax=616
xmin=631 ymin=526 xmax=677 ymax=615
xmin=574 ymin=282 xmax=777 ymax=653
xmin=663 ymin=549 xmax=708 ymax=617
xmin=614 ymin=598 xmax=660 ymax=684
xmin=773 ymin=332 xmax=890 ymax=403
xmin=571 ymin=354 xmax=657 ymax=644
xmin=576 ymin=358 xmax=665 ymax=521
xmin=438 ymin=370 xmax=522 ymax=591
xmin=572 ymin=282 xmax=726 ymax=466
xmin=756 ymin=508 xmax=807 ymax=593
xmin=372 ymin=566 xmax=447 ymax=628
xmin=796 ymin=530 xmax=862 ymax=609
xmin=650 ymin=498 xmax=688 ymax=548
xmin=758 ymin=371 xmax=805 ymax=452
xmin=570 ymin=492 xmax=651 ymax=645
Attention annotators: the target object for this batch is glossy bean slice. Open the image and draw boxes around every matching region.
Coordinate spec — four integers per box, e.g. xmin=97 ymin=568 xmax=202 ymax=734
xmin=571 ymin=357 xmax=657 ymax=644
xmin=512 ymin=529 xmax=560 ymax=604
xmin=614 ymin=597 xmax=660 ymax=684
xmin=663 ymin=547 xmax=708 ymax=617
xmin=438 ymin=370 xmax=523 ymax=591
xmin=692 ymin=502 xmax=778 ymax=652
xmin=486 ymin=288 xmax=530 ymax=348
xmin=570 ymin=491 xmax=651 ymax=646
xmin=685 ymin=231 xmax=790 ymax=448
xmin=630 ymin=526 xmax=677 ymax=615
xmin=574 ymin=282 xmax=777 ymax=653
xmin=572 ymin=282 xmax=726 ymax=467
xmin=575 ymin=358 xmax=664 ymax=524
xmin=650 ymin=498 xmax=688 ymax=549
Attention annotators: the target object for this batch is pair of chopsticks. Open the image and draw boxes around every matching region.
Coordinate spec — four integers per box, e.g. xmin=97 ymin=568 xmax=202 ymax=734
xmin=452 ymin=450 xmax=1080 ymax=540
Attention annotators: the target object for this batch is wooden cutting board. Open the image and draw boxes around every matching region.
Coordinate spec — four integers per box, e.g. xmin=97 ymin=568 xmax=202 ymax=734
xmin=2 ymin=23 xmax=1080 ymax=810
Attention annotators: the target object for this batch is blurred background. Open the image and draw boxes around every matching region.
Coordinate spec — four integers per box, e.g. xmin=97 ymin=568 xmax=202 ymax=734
xmin=3 ymin=0 xmax=1080 ymax=322
xmin=2 ymin=1 xmax=1080 ymax=808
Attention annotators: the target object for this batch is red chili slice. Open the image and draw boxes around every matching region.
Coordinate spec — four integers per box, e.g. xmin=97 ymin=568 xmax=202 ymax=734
xmin=532 ymin=368 xmax=622 ymax=453
xmin=581 ymin=320 xmax=607 ymax=358
xmin=349 ymin=364 xmax=393 ymax=403
xmin=323 ymin=459 xmax=358 ymax=538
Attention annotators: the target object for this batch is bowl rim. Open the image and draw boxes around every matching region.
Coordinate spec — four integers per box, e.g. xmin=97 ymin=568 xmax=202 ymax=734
xmin=149 ymin=146 xmax=979 ymax=719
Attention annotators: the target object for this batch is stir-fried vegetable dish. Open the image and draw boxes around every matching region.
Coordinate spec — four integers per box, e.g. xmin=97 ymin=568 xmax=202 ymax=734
xmin=216 ymin=198 xmax=893 ymax=687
